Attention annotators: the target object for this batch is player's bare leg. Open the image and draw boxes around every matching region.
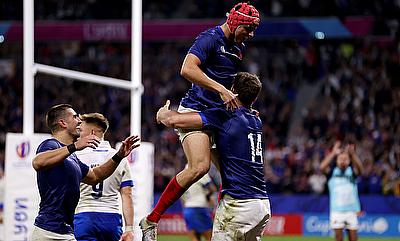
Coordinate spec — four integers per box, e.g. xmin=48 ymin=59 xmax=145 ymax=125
xmin=347 ymin=229 xmax=358 ymax=241
xmin=188 ymin=231 xmax=201 ymax=241
xmin=140 ymin=132 xmax=211 ymax=241
xmin=334 ymin=229 xmax=344 ymax=241
xmin=203 ymin=229 xmax=212 ymax=241
xmin=177 ymin=132 xmax=211 ymax=187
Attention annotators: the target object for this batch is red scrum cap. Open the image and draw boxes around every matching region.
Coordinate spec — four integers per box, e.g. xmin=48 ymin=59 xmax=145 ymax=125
xmin=226 ymin=2 xmax=260 ymax=33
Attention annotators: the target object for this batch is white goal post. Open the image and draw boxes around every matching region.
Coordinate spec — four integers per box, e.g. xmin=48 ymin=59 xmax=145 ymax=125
xmin=5 ymin=1 xmax=152 ymax=240
xmin=23 ymin=0 xmax=143 ymax=136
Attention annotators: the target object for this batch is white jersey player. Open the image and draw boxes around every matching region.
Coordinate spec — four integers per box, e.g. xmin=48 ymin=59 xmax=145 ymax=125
xmin=181 ymin=172 xmax=216 ymax=241
xmin=74 ymin=113 xmax=134 ymax=241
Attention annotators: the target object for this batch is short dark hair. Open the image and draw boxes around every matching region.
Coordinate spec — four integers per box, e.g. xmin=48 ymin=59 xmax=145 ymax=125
xmin=46 ymin=104 xmax=73 ymax=133
xmin=233 ymin=72 xmax=262 ymax=107
xmin=80 ymin=113 xmax=109 ymax=133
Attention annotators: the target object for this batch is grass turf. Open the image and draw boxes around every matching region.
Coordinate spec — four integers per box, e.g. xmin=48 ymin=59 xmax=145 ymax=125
xmin=158 ymin=235 xmax=400 ymax=241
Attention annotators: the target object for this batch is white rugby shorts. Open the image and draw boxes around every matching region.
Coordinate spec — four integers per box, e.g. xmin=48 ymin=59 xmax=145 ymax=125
xmin=330 ymin=211 xmax=359 ymax=230
xmin=31 ymin=225 xmax=76 ymax=241
xmin=176 ymin=105 xmax=215 ymax=147
xmin=212 ymin=194 xmax=271 ymax=241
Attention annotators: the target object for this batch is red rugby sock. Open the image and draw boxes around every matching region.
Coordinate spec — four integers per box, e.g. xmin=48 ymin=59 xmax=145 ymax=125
xmin=147 ymin=176 xmax=186 ymax=223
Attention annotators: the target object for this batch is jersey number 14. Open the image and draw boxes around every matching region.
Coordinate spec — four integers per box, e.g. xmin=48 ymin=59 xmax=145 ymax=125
xmin=248 ymin=133 xmax=263 ymax=163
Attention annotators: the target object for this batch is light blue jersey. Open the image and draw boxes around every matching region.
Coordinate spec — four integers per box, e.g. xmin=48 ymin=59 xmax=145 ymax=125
xmin=328 ymin=166 xmax=361 ymax=212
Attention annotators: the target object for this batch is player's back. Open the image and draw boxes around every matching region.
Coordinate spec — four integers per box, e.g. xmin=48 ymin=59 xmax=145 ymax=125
xmin=200 ymin=107 xmax=268 ymax=200
xmin=219 ymin=108 xmax=268 ymax=199
xmin=75 ymin=141 xmax=132 ymax=214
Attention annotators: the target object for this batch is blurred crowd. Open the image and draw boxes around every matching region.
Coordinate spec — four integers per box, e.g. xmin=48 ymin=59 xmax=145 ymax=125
xmin=0 ymin=36 xmax=399 ymax=196
xmin=265 ymin=38 xmax=400 ymax=196
xmin=2 ymin=0 xmax=400 ymax=19
xmin=1 ymin=0 xmax=400 ymax=35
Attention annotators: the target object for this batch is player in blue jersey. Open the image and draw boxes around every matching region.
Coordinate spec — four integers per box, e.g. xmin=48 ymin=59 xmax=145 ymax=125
xmin=140 ymin=3 xmax=261 ymax=240
xmin=31 ymin=104 xmax=140 ymax=240
xmin=74 ymin=113 xmax=134 ymax=241
xmin=157 ymin=72 xmax=271 ymax=241
xmin=320 ymin=141 xmax=363 ymax=241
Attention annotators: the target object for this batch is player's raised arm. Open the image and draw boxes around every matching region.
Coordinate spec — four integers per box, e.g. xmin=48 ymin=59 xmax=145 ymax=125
xmin=33 ymin=134 xmax=101 ymax=171
xmin=347 ymin=144 xmax=363 ymax=175
xmin=82 ymin=135 xmax=140 ymax=185
xmin=320 ymin=141 xmax=342 ymax=173
xmin=32 ymin=146 xmax=72 ymax=171
xmin=181 ymin=54 xmax=239 ymax=110
xmin=156 ymin=100 xmax=203 ymax=129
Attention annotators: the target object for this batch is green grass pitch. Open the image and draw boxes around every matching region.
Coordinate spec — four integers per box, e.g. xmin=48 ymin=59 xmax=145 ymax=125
xmin=158 ymin=235 xmax=400 ymax=241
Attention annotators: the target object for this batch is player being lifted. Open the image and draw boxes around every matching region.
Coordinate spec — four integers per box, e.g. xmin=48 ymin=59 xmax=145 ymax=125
xmin=157 ymin=72 xmax=271 ymax=241
xmin=140 ymin=2 xmax=260 ymax=240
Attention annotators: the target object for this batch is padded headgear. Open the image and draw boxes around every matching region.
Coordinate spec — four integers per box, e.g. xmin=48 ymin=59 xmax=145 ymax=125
xmin=226 ymin=2 xmax=260 ymax=33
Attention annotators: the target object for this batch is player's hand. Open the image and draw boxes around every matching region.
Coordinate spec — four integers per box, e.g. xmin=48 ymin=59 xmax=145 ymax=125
xmin=346 ymin=143 xmax=356 ymax=155
xmin=332 ymin=141 xmax=341 ymax=155
xmin=116 ymin=135 xmax=140 ymax=158
xmin=74 ymin=134 xmax=100 ymax=150
xmin=120 ymin=231 xmax=134 ymax=241
xmin=250 ymin=108 xmax=260 ymax=116
xmin=156 ymin=100 xmax=171 ymax=124
xmin=219 ymin=88 xmax=239 ymax=110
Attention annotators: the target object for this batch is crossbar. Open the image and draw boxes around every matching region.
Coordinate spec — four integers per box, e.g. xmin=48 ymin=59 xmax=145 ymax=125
xmin=35 ymin=63 xmax=141 ymax=91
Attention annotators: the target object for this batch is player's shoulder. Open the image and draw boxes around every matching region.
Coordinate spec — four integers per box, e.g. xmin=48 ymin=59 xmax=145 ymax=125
xmin=236 ymin=107 xmax=259 ymax=119
xmin=197 ymin=26 xmax=224 ymax=40
xmin=37 ymin=138 xmax=62 ymax=153
xmin=235 ymin=107 xmax=263 ymax=128
xmin=204 ymin=107 xmax=231 ymax=118
xmin=76 ymin=141 xmax=116 ymax=159
xmin=96 ymin=141 xmax=115 ymax=152
xmin=41 ymin=138 xmax=61 ymax=146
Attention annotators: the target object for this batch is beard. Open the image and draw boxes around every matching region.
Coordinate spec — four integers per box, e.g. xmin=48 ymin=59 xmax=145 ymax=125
xmin=71 ymin=129 xmax=80 ymax=141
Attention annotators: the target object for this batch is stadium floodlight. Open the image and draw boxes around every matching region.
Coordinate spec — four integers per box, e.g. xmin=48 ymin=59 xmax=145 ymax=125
xmin=23 ymin=0 xmax=143 ymax=136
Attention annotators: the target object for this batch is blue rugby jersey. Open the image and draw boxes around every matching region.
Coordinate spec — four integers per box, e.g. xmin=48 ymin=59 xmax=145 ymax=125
xmin=199 ymin=107 xmax=268 ymax=199
xmin=34 ymin=138 xmax=89 ymax=234
xmin=180 ymin=26 xmax=245 ymax=111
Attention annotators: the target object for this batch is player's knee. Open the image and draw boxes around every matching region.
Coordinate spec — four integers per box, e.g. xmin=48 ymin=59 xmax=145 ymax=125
xmin=190 ymin=163 xmax=210 ymax=180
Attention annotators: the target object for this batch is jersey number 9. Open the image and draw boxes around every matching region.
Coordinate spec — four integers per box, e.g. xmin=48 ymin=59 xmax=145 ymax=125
xmin=91 ymin=181 xmax=104 ymax=199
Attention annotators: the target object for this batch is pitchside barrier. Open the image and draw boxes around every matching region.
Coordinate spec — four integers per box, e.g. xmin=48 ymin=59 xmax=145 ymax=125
xmin=156 ymin=213 xmax=400 ymax=237
xmin=152 ymin=193 xmax=400 ymax=237
xmin=303 ymin=213 xmax=400 ymax=237
xmin=3 ymin=133 xmax=154 ymax=241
